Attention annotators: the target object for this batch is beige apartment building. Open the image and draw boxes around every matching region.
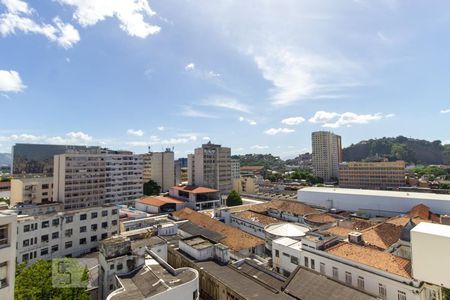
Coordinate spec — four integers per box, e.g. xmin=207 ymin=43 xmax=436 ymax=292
xmin=53 ymin=148 xmax=143 ymax=210
xmin=187 ymin=142 xmax=232 ymax=194
xmin=142 ymin=149 xmax=175 ymax=192
xmin=10 ymin=176 xmax=54 ymax=206
xmin=312 ymin=131 xmax=342 ymax=182
xmin=339 ymin=160 xmax=406 ymax=189
xmin=0 ymin=210 xmax=17 ymax=300
xmin=233 ymin=176 xmax=259 ymax=195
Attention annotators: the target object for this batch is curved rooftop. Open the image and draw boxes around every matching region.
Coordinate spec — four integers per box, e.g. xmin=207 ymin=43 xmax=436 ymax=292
xmin=264 ymin=223 xmax=309 ymax=237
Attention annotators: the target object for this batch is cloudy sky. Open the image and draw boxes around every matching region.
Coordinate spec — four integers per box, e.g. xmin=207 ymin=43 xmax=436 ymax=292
xmin=1 ymin=0 xmax=450 ymax=158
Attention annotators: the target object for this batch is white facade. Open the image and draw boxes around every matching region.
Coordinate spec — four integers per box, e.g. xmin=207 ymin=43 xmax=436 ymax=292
xmin=10 ymin=176 xmax=54 ymax=206
xmin=16 ymin=205 xmax=119 ymax=264
xmin=312 ymin=131 xmax=342 ymax=181
xmin=54 ymin=149 xmax=143 ymax=210
xmin=231 ymin=159 xmax=240 ymax=180
xmin=411 ymin=222 xmax=450 ymax=288
xmin=298 ymin=187 xmax=450 ymax=216
xmin=0 ymin=210 xmax=17 ymax=300
xmin=142 ymin=150 xmax=175 ymax=192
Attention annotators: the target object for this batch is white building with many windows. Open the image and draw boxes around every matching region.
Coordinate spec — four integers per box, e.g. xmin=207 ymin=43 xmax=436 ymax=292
xmin=0 ymin=210 xmax=17 ymax=300
xmin=16 ymin=205 xmax=119 ymax=264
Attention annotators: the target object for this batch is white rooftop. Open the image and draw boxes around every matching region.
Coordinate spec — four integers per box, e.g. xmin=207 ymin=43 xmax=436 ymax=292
xmin=265 ymin=223 xmax=309 ymax=237
xmin=411 ymin=222 xmax=450 ymax=238
xmin=273 ymin=236 xmax=302 ymax=248
xmin=300 ymin=187 xmax=450 ymax=201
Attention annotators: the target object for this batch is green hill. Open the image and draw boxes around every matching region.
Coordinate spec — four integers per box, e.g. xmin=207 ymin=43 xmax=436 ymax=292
xmin=343 ymin=136 xmax=450 ymax=164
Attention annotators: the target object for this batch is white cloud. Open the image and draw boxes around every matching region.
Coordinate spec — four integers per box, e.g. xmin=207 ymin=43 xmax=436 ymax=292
xmin=202 ymin=136 xmax=210 ymax=141
xmin=0 ymin=131 xmax=93 ymax=144
xmin=204 ymin=96 xmax=251 ymax=113
xmin=281 ymin=116 xmax=305 ymax=125
xmin=264 ymin=128 xmax=295 ymax=135
xmin=185 ymin=63 xmax=195 ymax=71
xmin=127 ymin=129 xmax=144 ymax=136
xmin=157 ymin=126 xmax=165 ymax=131
xmin=309 ymin=111 xmax=392 ymax=128
xmin=440 ymin=109 xmax=450 ymax=114
xmin=239 ymin=116 xmax=256 ymax=125
xmin=0 ymin=70 xmax=25 ymax=92
xmin=0 ymin=3 xmax=80 ymax=49
xmin=250 ymin=144 xmax=269 ymax=149
xmin=179 ymin=105 xmax=217 ymax=119
xmin=57 ymin=0 xmax=160 ymax=38
xmin=127 ymin=134 xmax=197 ymax=147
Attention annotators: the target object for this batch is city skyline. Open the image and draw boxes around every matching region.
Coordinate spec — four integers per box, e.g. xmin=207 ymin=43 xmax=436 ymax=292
xmin=1 ymin=0 xmax=450 ymax=158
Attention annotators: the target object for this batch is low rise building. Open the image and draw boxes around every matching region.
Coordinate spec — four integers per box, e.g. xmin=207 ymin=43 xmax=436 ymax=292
xmin=10 ymin=176 xmax=54 ymax=206
xmin=233 ymin=175 xmax=259 ymax=194
xmin=230 ymin=210 xmax=282 ymax=239
xmin=169 ymin=186 xmax=222 ymax=210
xmin=16 ymin=205 xmax=119 ymax=264
xmin=135 ymin=196 xmax=186 ymax=214
xmin=0 ymin=210 xmax=17 ymax=300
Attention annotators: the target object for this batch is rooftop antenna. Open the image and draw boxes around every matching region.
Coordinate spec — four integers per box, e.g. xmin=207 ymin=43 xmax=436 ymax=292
xmin=148 ymin=146 xmax=151 ymax=153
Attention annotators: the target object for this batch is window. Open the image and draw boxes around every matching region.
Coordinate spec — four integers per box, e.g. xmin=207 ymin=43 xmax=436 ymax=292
xmin=102 ymin=210 xmax=108 ymax=217
xmin=22 ymin=253 xmax=29 ymax=261
xmin=91 ymin=236 xmax=97 ymax=242
xmin=319 ymin=262 xmax=325 ymax=274
xmin=23 ymin=224 xmax=30 ymax=232
xmin=41 ymin=234 xmax=49 ymax=243
xmin=80 ymin=226 xmax=87 ymax=233
xmin=345 ymin=272 xmax=352 ymax=285
xmin=0 ymin=225 xmax=8 ymax=248
xmin=193 ymin=289 xmax=198 ymax=300
xmin=40 ymin=248 xmax=48 ymax=256
xmin=304 ymin=257 xmax=309 ymax=268
xmin=117 ymin=263 xmax=123 ymax=271
xmin=332 ymin=267 xmax=339 ymax=279
xmin=290 ymin=256 xmax=299 ymax=265
xmin=112 ymin=209 xmax=118 ymax=215
xmin=112 ymin=220 xmax=117 ymax=226
xmin=110 ymin=264 xmax=114 ymax=270
xmin=65 ymin=241 xmax=72 ymax=249
xmin=282 ymin=252 xmax=290 ymax=257
xmin=51 ymin=245 xmax=59 ymax=253
xmin=91 ymin=224 xmax=98 ymax=231
xmin=379 ymin=284 xmax=387 ymax=299
xmin=52 ymin=219 xmax=59 ymax=226
xmin=65 ymin=216 xmax=73 ymax=223
xmin=398 ymin=291 xmax=406 ymax=300
xmin=80 ymin=214 xmax=87 ymax=221
xmin=52 ymin=232 xmax=59 ymax=239
xmin=102 ymin=222 xmax=108 ymax=229
xmin=91 ymin=212 xmax=98 ymax=219
xmin=311 ymin=259 xmax=315 ymax=270
xmin=80 ymin=238 xmax=87 ymax=245
xmin=275 ymin=250 xmax=279 ymax=257
xmin=101 ymin=233 xmax=107 ymax=240
xmin=0 ymin=262 xmax=7 ymax=288
xmin=23 ymin=239 xmax=29 ymax=247
xmin=41 ymin=221 xmax=49 ymax=228
xmin=65 ymin=229 xmax=73 ymax=237
xmin=357 ymin=276 xmax=364 ymax=290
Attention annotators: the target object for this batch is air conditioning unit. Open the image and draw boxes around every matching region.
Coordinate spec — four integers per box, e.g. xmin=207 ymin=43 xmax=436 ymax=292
xmin=348 ymin=231 xmax=363 ymax=245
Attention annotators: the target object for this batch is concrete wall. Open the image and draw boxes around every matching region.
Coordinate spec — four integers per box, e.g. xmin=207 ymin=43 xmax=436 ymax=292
xmin=0 ymin=211 xmax=17 ymax=300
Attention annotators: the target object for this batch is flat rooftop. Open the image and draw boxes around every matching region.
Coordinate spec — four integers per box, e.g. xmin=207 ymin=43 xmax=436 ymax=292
xmin=411 ymin=222 xmax=450 ymax=238
xmin=182 ymin=236 xmax=215 ymax=250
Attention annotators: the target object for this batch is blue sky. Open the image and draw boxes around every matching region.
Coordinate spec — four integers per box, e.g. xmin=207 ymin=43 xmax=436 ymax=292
xmin=0 ymin=0 xmax=450 ymax=158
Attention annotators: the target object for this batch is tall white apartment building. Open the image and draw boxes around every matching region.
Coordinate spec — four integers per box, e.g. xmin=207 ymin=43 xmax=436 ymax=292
xmin=312 ymin=131 xmax=342 ymax=182
xmin=231 ymin=159 xmax=240 ymax=180
xmin=10 ymin=176 xmax=54 ymax=206
xmin=16 ymin=205 xmax=119 ymax=264
xmin=142 ymin=149 xmax=175 ymax=192
xmin=54 ymin=148 xmax=143 ymax=210
xmin=187 ymin=142 xmax=232 ymax=194
xmin=0 ymin=210 xmax=17 ymax=300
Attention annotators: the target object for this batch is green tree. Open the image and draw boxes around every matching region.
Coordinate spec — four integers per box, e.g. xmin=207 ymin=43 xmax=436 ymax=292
xmin=226 ymin=190 xmax=243 ymax=207
xmin=143 ymin=180 xmax=161 ymax=196
xmin=443 ymin=288 xmax=450 ymax=300
xmin=15 ymin=259 xmax=90 ymax=300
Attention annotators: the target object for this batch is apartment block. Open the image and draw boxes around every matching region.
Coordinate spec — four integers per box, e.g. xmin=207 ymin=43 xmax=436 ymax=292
xmin=10 ymin=176 xmax=54 ymax=206
xmin=312 ymin=131 xmax=342 ymax=182
xmin=16 ymin=205 xmax=119 ymax=264
xmin=339 ymin=161 xmax=406 ymax=189
xmin=142 ymin=149 xmax=175 ymax=192
xmin=231 ymin=159 xmax=240 ymax=179
xmin=0 ymin=210 xmax=17 ymax=300
xmin=188 ymin=142 xmax=232 ymax=194
xmin=53 ymin=148 xmax=143 ymax=210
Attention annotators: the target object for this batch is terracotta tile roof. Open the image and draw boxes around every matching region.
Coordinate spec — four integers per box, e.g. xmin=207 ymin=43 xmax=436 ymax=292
xmin=326 ymin=242 xmax=412 ymax=278
xmin=172 ymin=208 xmax=265 ymax=252
xmin=325 ymin=226 xmax=353 ymax=237
xmin=386 ymin=216 xmax=434 ymax=227
xmin=361 ymin=223 xmax=403 ymax=250
xmin=137 ymin=196 xmax=185 ymax=207
xmin=325 ymin=219 xmax=379 ymax=238
xmin=257 ymin=199 xmax=318 ymax=215
xmin=234 ymin=210 xmax=282 ymax=226
xmin=305 ymin=213 xmax=338 ymax=224
xmin=171 ymin=186 xmax=219 ymax=194
xmin=408 ymin=204 xmax=440 ymax=222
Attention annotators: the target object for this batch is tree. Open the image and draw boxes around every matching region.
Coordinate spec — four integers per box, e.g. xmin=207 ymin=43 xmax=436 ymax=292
xmin=15 ymin=259 xmax=90 ymax=300
xmin=143 ymin=180 xmax=161 ymax=196
xmin=226 ymin=190 xmax=243 ymax=207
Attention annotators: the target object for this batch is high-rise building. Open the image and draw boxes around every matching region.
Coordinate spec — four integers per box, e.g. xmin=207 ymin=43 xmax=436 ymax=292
xmin=0 ymin=210 xmax=17 ymax=300
xmin=187 ymin=142 xmax=232 ymax=194
xmin=339 ymin=160 xmax=406 ymax=189
xmin=312 ymin=131 xmax=342 ymax=182
xmin=231 ymin=159 xmax=240 ymax=180
xmin=53 ymin=148 xmax=143 ymax=210
xmin=142 ymin=149 xmax=175 ymax=192
xmin=12 ymin=143 xmax=88 ymax=175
